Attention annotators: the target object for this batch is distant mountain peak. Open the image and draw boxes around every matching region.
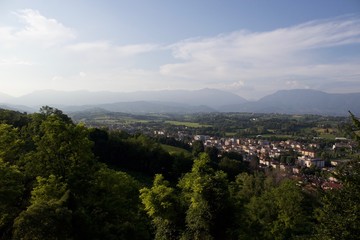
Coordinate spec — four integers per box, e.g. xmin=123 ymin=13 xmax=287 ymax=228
xmin=0 ymin=92 xmax=14 ymax=103
xmin=3 ymin=88 xmax=359 ymax=115
xmin=221 ymin=89 xmax=360 ymax=116
xmin=10 ymin=88 xmax=247 ymax=108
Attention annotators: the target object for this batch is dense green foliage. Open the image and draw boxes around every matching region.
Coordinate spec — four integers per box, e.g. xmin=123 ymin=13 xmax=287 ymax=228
xmin=0 ymin=107 xmax=359 ymax=239
xmin=314 ymin=114 xmax=360 ymax=240
xmin=0 ymin=107 xmax=151 ymax=239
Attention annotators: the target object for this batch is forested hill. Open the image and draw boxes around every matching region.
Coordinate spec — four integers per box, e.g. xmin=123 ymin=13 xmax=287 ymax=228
xmin=0 ymin=107 xmax=359 ymax=240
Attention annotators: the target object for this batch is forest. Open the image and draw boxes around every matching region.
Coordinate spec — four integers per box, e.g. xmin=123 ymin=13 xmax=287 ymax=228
xmin=0 ymin=106 xmax=359 ymax=240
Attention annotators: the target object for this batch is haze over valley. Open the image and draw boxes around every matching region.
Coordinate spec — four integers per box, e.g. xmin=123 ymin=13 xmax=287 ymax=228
xmin=1 ymin=88 xmax=359 ymax=116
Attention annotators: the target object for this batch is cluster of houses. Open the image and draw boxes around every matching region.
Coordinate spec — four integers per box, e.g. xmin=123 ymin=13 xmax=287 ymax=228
xmin=191 ymin=134 xmax=354 ymax=189
xmin=195 ymin=135 xmax=323 ymax=168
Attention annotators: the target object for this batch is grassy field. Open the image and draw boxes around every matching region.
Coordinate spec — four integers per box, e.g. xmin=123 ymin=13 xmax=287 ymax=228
xmin=315 ymin=128 xmax=343 ymax=140
xmin=93 ymin=116 xmax=150 ymax=124
xmin=165 ymin=120 xmax=212 ymax=128
xmin=259 ymin=134 xmax=294 ymax=139
xmin=161 ymin=144 xmax=191 ymax=156
xmin=225 ymin=132 xmax=237 ymax=137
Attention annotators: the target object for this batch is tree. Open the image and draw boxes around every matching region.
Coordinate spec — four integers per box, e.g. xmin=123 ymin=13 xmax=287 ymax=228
xmin=13 ymin=175 xmax=72 ymax=240
xmin=140 ymin=174 xmax=181 ymax=240
xmin=82 ymin=167 xmax=150 ymax=240
xmin=23 ymin=115 xmax=94 ymax=178
xmin=246 ymin=180 xmax=312 ymax=240
xmin=178 ymin=154 xmax=231 ymax=240
xmin=314 ymin=113 xmax=360 ymax=239
xmin=205 ymin=146 xmax=219 ymax=164
xmin=218 ymin=157 xmax=243 ymax=180
xmin=170 ymin=153 xmax=193 ymax=180
xmin=222 ymin=151 xmax=243 ymax=162
xmin=228 ymin=172 xmax=266 ymax=238
xmin=0 ymin=124 xmax=24 ymax=164
xmin=88 ymin=128 xmax=110 ymax=162
xmin=0 ymin=159 xmax=24 ymax=239
xmin=315 ymin=159 xmax=360 ymax=240
xmin=348 ymin=112 xmax=360 ymax=143
xmin=230 ymin=172 xmax=265 ymax=204
xmin=2 ymin=108 xmax=157 ymax=239
xmin=192 ymin=140 xmax=204 ymax=157
xmin=0 ymin=108 xmax=29 ymax=128
xmin=249 ymin=155 xmax=259 ymax=170
xmin=39 ymin=106 xmax=72 ymax=124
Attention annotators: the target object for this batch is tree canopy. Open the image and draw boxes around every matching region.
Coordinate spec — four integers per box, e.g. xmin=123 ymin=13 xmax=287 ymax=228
xmin=0 ymin=107 xmax=359 ymax=239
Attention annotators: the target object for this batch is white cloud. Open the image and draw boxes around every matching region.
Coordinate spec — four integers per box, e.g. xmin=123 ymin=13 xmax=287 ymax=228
xmin=65 ymin=41 xmax=160 ymax=58
xmin=51 ymin=75 xmax=64 ymax=82
xmin=286 ymin=80 xmax=299 ymax=87
xmin=65 ymin=41 xmax=110 ymax=52
xmin=46 ymin=68 xmax=166 ymax=93
xmin=116 ymin=44 xmax=159 ymax=56
xmin=13 ymin=9 xmax=76 ymax=47
xmin=1 ymin=10 xmax=359 ymax=98
xmin=0 ymin=27 xmax=17 ymax=47
xmin=0 ymin=57 xmax=33 ymax=66
xmin=212 ymin=80 xmax=246 ymax=91
xmin=160 ymin=16 xmax=360 ymax=90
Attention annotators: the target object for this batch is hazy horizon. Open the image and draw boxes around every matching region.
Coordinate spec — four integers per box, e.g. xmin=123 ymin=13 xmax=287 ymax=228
xmin=1 ymin=0 xmax=360 ymax=99
xmin=2 ymin=87 xmax=360 ymax=102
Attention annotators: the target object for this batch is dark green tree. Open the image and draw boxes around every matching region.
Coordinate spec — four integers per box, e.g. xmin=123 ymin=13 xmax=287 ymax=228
xmin=230 ymin=172 xmax=265 ymax=204
xmin=246 ymin=180 xmax=313 ymax=240
xmin=22 ymin=115 xmax=94 ymax=178
xmin=170 ymin=153 xmax=193 ymax=180
xmin=178 ymin=154 xmax=231 ymax=240
xmin=315 ymin=159 xmax=360 ymax=239
xmin=0 ymin=108 xmax=29 ymax=128
xmin=39 ymin=106 xmax=72 ymax=124
xmin=140 ymin=174 xmax=181 ymax=240
xmin=218 ymin=157 xmax=244 ymax=180
xmin=314 ymin=113 xmax=360 ymax=239
xmin=205 ymin=146 xmax=219 ymax=164
xmin=228 ymin=172 xmax=266 ymax=238
xmin=0 ymin=124 xmax=24 ymax=164
xmin=0 ymin=159 xmax=24 ymax=239
xmin=192 ymin=140 xmax=204 ymax=157
xmin=81 ymin=167 xmax=150 ymax=240
xmin=12 ymin=175 xmax=72 ymax=240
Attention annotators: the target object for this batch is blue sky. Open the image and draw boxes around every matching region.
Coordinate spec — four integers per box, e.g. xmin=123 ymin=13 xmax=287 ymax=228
xmin=0 ymin=0 xmax=360 ymax=99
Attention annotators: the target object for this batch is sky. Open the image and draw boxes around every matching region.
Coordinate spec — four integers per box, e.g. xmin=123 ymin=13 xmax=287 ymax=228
xmin=1 ymin=0 xmax=360 ymax=100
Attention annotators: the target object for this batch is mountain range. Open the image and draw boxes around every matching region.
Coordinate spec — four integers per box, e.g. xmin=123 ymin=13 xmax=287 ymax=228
xmin=221 ymin=89 xmax=360 ymax=116
xmin=0 ymin=89 xmax=359 ymax=116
